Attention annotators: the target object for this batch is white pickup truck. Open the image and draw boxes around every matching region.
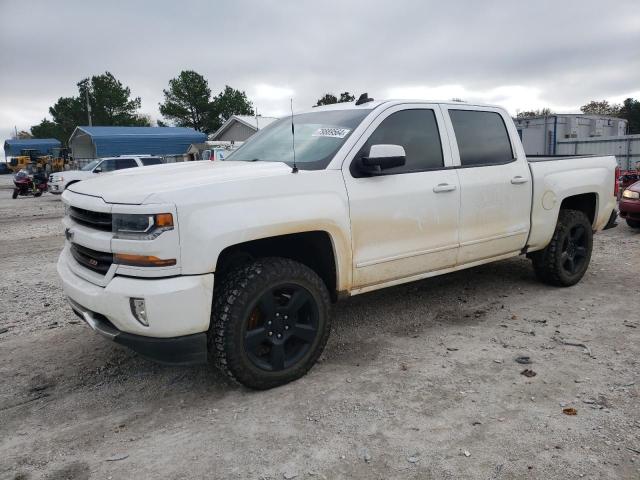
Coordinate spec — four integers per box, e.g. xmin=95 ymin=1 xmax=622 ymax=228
xmin=58 ymin=99 xmax=617 ymax=389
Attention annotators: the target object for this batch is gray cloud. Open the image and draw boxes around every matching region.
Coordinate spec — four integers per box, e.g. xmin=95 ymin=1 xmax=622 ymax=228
xmin=1 ymin=0 xmax=639 ymax=144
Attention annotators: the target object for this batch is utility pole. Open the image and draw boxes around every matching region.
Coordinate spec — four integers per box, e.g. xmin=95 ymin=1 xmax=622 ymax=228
xmin=85 ymin=88 xmax=92 ymax=126
xmin=255 ymin=108 xmax=259 ymax=131
xmin=14 ymin=126 xmax=18 ymax=138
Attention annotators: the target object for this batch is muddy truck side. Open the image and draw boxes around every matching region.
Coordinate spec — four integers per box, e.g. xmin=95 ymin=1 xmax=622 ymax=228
xmin=57 ymin=99 xmax=618 ymax=389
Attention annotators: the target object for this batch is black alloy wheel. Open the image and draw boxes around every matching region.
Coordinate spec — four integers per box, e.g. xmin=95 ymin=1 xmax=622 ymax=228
xmin=243 ymin=284 xmax=319 ymax=372
xmin=560 ymin=224 xmax=588 ymax=276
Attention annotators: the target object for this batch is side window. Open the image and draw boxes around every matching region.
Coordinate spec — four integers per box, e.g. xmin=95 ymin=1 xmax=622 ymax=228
xmin=115 ymin=159 xmax=138 ymax=170
xmin=449 ymin=110 xmax=514 ymax=167
xmin=97 ymin=159 xmax=116 ymax=172
xmin=141 ymin=157 xmax=162 ymax=166
xmin=353 ymin=109 xmax=444 ymax=176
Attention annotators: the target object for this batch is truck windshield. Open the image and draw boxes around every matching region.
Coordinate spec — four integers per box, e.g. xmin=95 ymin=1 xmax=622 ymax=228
xmin=226 ymin=109 xmax=372 ymax=170
xmin=82 ymin=160 xmax=100 ymax=171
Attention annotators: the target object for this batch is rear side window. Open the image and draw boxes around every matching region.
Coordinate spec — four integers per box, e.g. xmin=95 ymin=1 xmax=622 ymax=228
xmin=354 ymin=109 xmax=444 ymax=175
xmin=449 ymin=110 xmax=513 ymax=167
xmin=141 ymin=157 xmax=162 ymax=166
xmin=115 ymin=158 xmax=138 ymax=170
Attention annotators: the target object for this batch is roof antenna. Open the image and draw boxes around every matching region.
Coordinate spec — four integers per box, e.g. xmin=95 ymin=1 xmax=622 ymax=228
xmin=290 ymin=98 xmax=298 ymax=174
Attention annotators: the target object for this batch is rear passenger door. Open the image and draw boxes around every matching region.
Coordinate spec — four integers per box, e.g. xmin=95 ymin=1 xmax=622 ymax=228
xmin=343 ymin=104 xmax=460 ymax=289
xmin=443 ymin=107 xmax=532 ymax=265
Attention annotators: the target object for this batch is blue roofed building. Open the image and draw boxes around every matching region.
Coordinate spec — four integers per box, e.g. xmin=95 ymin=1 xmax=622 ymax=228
xmin=68 ymin=126 xmax=207 ymax=159
xmin=4 ymin=138 xmax=62 ymax=158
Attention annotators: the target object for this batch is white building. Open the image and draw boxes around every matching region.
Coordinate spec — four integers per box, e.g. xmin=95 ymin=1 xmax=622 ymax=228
xmin=514 ymin=114 xmax=627 ymax=156
xmin=210 ymin=115 xmax=278 ymax=143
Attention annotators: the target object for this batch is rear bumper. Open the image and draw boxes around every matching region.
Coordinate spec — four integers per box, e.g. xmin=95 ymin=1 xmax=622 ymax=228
xmin=69 ymin=298 xmax=207 ymax=365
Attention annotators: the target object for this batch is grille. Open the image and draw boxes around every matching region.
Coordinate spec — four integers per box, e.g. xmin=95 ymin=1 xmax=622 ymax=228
xmin=69 ymin=206 xmax=112 ymax=231
xmin=70 ymin=243 xmax=113 ymax=275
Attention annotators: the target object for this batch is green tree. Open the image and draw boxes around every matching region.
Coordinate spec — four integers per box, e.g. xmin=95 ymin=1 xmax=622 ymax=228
xmin=159 ymin=70 xmax=213 ymax=132
xmin=315 ymin=91 xmax=355 ymax=106
xmin=30 ymin=71 xmax=149 ymax=143
xmin=516 ymin=108 xmax=554 ymax=119
xmin=580 ymin=100 xmax=621 ymax=116
xmin=30 ymin=119 xmax=63 ymax=139
xmin=209 ymin=85 xmax=255 ymax=132
xmin=619 ymin=98 xmax=640 ymax=134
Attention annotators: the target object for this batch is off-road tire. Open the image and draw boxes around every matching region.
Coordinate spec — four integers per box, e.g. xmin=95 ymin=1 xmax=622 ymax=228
xmin=209 ymin=257 xmax=331 ymax=390
xmin=626 ymin=218 xmax=640 ymax=229
xmin=531 ymin=209 xmax=593 ymax=287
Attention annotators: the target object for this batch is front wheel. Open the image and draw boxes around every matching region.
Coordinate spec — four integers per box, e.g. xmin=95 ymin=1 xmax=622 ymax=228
xmin=626 ymin=218 xmax=640 ymax=229
xmin=531 ymin=209 xmax=593 ymax=287
xmin=209 ymin=257 xmax=331 ymax=389
xmin=12 ymin=189 xmax=18 ymax=199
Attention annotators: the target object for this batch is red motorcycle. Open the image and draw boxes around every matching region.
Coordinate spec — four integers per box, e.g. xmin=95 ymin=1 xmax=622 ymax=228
xmin=12 ymin=170 xmax=48 ymax=199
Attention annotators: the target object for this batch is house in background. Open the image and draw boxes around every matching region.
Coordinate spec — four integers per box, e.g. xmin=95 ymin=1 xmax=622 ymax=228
xmin=210 ymin=115 xmax=278 ymax=143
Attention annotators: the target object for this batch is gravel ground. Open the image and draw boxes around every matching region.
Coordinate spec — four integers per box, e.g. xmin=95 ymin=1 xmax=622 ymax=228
xmin=0 ymin=174 xmax=639 ymax=480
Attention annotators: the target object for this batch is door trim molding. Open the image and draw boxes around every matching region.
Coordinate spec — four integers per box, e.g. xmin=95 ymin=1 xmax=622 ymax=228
xmin=459 ymin=229 xmax=529 ymax=248
xmin=355 ymin=243 xmax=459 ymax=268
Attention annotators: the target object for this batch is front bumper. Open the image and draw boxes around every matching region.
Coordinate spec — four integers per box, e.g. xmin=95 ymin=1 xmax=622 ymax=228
xmin=57 ymin=248 xmax=214 ymax=364
xmin=48 ymin=181 xmax=64 ymax=194
xmin=619 ymin=198 xmax=640 ymax=220
xmin=68 ymin=298 xmax=207 ymax=365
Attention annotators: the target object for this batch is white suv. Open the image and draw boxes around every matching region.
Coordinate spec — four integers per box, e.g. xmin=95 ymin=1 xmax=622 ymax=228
xmin=48 ymin=156 xmax=163 ymax=194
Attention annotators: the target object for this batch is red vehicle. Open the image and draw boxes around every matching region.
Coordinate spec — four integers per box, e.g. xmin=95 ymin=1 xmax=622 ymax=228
xmin=619 ymin=180 xmax=640 ymax=229
xmin=12 ymin=170 xmax=48 ymax=199
xmin=618 ymin=169 xmax=640 ymax=199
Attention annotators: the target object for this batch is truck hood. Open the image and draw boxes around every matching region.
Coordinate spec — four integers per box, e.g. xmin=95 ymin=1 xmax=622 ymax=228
xmin=67 ymin=160 xmax=293 ymax=204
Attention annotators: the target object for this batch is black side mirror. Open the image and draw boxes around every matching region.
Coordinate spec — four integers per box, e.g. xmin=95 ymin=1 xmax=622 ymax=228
xmin=357 ymin=144 xmax=406 ymax=175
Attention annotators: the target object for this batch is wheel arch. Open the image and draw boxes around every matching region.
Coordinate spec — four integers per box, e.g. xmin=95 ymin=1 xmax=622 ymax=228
xmin=559 ymin=192 xmax=598 ymax=226
xmin=215 ymin=230 xmax=342 ymax=301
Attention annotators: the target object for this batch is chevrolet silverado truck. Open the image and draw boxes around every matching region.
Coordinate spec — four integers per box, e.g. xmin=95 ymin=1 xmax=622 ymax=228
xmin=58 ymin=99 xmax=618 ymax=389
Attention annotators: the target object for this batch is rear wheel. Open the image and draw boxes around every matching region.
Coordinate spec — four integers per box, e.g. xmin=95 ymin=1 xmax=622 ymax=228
xmin=531 ymin=209 xmax=593 ymax=287
xmin=626 ymin=218 xmax=640 ymax=229
xmin=209 ymin=257 xmax=331 ymax=389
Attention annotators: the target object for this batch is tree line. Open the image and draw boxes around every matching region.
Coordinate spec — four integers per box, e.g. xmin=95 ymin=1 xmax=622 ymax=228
xmin=28 ymin=70 xmax=360 ymax=144
xmin=25 ymin=70 xmax=640 ymax=143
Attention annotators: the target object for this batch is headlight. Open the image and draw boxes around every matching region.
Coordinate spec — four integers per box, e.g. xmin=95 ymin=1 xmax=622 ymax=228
xmin=112 ymin=213 xmax=174 ymax=240
xmin=622 ymin=189 xmax=640 ymax=200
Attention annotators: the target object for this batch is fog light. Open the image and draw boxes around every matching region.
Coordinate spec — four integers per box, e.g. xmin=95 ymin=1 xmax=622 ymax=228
xmin=130 ymin=298 xmax=148 ymax=326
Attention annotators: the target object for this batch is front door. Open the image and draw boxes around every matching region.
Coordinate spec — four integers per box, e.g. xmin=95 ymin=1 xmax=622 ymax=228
xmin=343 ymin=104 xmax=460 ymax=289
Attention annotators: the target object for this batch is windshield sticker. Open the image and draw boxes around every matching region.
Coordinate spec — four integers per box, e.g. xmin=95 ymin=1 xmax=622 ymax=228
xmin=312 ymin=127 xmax=351 ymax=139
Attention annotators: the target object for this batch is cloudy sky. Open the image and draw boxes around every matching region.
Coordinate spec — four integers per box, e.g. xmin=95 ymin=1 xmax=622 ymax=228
xmin=1 ymin=0 xmax=639 ymax=146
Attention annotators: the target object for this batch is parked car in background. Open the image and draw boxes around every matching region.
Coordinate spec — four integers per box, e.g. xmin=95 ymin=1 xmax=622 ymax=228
xmin=48 ymin=156 xmax=163 ymax=193
xmin=619 ymin=180 xmax=640 ymax=228
xmin=57 ymin=99 xmax=618 ymax=390
xmin=0 ymin=162 xmax=11 ymax=174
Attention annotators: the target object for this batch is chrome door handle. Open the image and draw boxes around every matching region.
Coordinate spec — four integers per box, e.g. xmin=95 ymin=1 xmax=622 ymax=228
xmin=511 ymin=176 xmax=529 ymax=185
xmin=433 ymin=183 xmax=457 ymax=193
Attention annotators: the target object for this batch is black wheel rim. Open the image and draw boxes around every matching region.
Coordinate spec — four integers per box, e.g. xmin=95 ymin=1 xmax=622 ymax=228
xmin=243 ymin=284 xmax=319 ymax=372
xmin=561 ymin=224 xmax=588 ymax=275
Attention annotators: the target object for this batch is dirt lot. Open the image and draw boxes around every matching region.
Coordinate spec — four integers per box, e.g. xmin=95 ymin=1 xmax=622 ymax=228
xmin=0 ymin=175 xmax=639 ymax=480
